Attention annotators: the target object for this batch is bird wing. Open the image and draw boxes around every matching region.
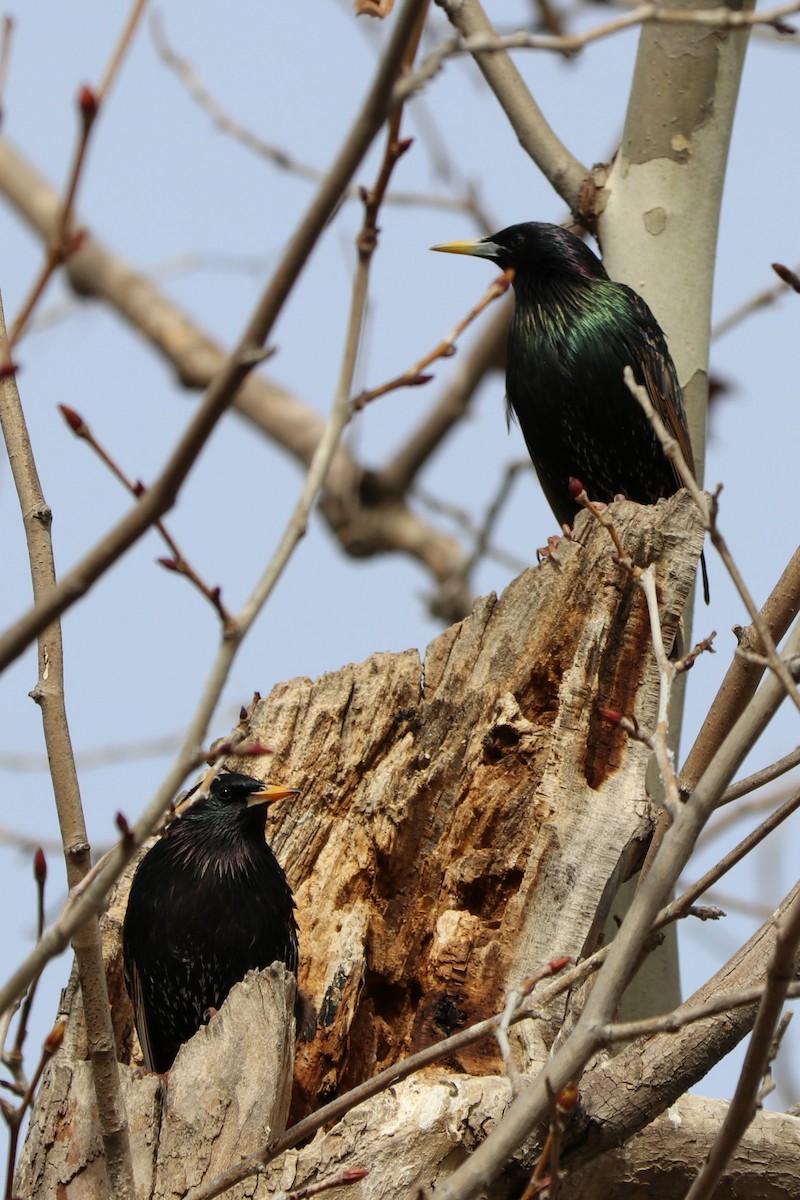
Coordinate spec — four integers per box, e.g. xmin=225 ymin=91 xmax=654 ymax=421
xmin=624 ymin=287 xmax=698 ymax=489
xmin=124 ymin=956 xmax=157 ymax=1073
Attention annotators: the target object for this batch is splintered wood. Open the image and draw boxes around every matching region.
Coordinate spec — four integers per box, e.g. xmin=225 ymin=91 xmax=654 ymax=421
xmin=249 ymin=493 xmax=704 ymax=1113
xmin=17 ymin=492 xmax=704 ymax=1199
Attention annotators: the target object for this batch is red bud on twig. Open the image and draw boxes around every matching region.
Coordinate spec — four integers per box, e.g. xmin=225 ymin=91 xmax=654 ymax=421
xmin=548 ymin=955 xmax=571 ymax=974
xmin=33 ymin=848 xmax=47 ymax=885
xmin=568 ymin=476 xmax=585 ymax=500
xmin=772 ymin=262 xmax=800 ymax=293
xmin=58 ymin=404 xmax=88 ymax=437
xmin=157 ymin=557 xmax=179 ymax=572
xmin=0 ymin=357 xmax=20 ymax=380
xmin=598 ymin=707 xmax=621 ymax=725
xmin=77 ymin=84 xmax=98 ymax=125
xmin=115 ymin=812 xmax=133 ymax=845
xmin=236 ymin=741 xmax=272 ymax=758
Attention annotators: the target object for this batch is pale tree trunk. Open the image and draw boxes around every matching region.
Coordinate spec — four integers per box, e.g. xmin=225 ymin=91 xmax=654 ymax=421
xmin=598 ymin=0 xmax=754 ymax=1018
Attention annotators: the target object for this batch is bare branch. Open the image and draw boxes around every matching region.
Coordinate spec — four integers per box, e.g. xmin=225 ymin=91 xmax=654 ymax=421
xmin=684 ymin=889 xmax=800 ymax=1198
xmin=0 ymin=0 xmax=431 ymax=682
xmin=431 ymin=0 xmax=589 ymax=212
xmin=681 ymin=543 xmax=800 ymax=795
xmin=0 ymin=0 xmax=432 ymax=1017
xmin=0 ymin=298 xmax=136 ymax=1197
xmin=625 ymin=366 xmax=800 ymax=720
xmin=150 ymin=12 xmax=473 ymax=215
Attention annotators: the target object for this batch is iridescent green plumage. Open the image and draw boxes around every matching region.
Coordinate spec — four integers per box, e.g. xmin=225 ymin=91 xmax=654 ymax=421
xmin=433 ymin=221 xmax=708 ymax=600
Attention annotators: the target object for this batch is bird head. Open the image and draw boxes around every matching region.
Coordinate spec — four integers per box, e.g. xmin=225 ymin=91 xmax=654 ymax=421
xmin=431 ymin=222 xmax=607 ymax=283
xmin=208 ymin=770 xmax=298 ymax=815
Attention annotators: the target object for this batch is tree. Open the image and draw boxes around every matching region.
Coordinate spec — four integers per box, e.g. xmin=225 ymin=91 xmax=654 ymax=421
xmin=1 ymin=1 xmax=799 ymax=1197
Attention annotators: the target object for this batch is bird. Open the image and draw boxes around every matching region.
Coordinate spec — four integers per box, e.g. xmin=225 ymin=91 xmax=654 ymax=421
xmin=122 ymin=770 xmax=300 ymax=1073
xmin=432 ymin=221 xmax=708 ymax=602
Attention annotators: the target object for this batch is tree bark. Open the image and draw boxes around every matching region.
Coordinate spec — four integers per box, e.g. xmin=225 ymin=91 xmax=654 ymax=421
xmin=18 ymin=493 xmax=709 ymax=1197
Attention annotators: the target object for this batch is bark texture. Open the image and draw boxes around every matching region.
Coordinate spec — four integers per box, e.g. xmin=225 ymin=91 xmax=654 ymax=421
xmin=18 ymin=493 xmax=710 ymax=1198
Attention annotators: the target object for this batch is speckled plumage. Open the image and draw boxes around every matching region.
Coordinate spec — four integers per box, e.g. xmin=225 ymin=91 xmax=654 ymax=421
xmin=122 ymin=771 xmax=298 ymax=1073
xmin=433 ymin=221 xmax=708 ymax=600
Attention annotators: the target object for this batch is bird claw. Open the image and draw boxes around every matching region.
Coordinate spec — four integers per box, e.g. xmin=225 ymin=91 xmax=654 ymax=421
xmin=536 ymin=534 xmax=563 ymax=567
xmin=133 ymin=1063 xmax=169 ymax=1082
xmin=203 ymin=1006 xmax=219 ymax=1023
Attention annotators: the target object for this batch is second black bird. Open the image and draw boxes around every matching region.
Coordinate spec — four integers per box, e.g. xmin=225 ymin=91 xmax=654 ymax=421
xmin=433 ymin=221 xmax=708 ymax=600
xmin=122 ymin=770 xmax=299 ymax=1073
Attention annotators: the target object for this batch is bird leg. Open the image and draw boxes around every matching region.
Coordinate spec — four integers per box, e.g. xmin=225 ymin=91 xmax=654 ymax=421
xmin=536 ymin=533 xmax=564 ymax=568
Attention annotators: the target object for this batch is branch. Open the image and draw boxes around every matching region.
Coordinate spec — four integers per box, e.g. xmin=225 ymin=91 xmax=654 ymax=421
xmin=0 ymin=0 xmax=431 ymax=682
xmin=625 ymin=366 xmax=800 ymax=720
xmin=432 ymin=610 xmax=800 ymax=1200
xmin=0 ymin=298 xmax=136 ymax=1198
xmin=150 ymin=12 xmax=472 ymax=215
xmin=680 ymin=543 xmax=800 ymax=794
xmin=0 ymin=133 xmax=472 ymax=618
xmin=432 ymin=0 xmax=589 ymax=212
xmin=381 ymin=298 xmax=508 ymax=492
xmin=0 ymin=0 xmax=432 ymax=1017
xmin=683 ymin=888 xmax=800 ymax=1197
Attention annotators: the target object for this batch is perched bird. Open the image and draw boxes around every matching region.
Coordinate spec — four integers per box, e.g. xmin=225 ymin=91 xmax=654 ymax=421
xmin=432 ymin=222 xmax=708 ymax=601
xmin=123 ymin=770 xmax=300 ymax=1073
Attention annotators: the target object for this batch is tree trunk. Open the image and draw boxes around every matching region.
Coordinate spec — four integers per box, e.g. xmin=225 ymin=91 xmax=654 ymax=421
xmin=18 ymin=493 xmax=707 ymax=1197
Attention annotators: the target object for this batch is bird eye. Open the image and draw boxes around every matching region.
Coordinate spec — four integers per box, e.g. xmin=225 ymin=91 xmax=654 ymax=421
xmin=217 ymin=785 xmax=231 ymax=801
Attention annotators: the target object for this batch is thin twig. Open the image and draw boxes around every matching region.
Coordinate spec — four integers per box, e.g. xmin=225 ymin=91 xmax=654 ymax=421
xmin=712 ymin=261 xmax=800 ymax=339
xmin=680 ymin=545 xmax=800 ymax=796
xmin=0 ymin=295 xmax=136 ymax=1198
xmin=599 ymin=981 xmax=800 ymax=1045
xmin=150 ymin=12 xmax=472 ymax=215
xmin=58 ymin=404 xmax=234 ymax=627
xmin=352 ymin=268 xmax=513 ymax=409
xmin=638 ymin=565 xmax=681 ymax=814
xmin=7 ymin=0 xmax=148 ymax=351
xmin=684 ymin=889 xmax=800 ymax=1198
xmin=717 ymin=747 xmax=800 ymax=808
xmin=0 ymin=17 xmax=13 ymax=126
xmin=0 ymin=0 xmax=431 ymax=1024
xmin=408 ymin=0 xmax=800 ymax=103
xmin=625 ymin=367 xmax=800 ymax=719
xmin=383 ymin=300 xmax=509 ymax=493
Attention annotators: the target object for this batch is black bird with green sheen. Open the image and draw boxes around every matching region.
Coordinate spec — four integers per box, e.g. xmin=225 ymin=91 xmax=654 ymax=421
xmin=123 ymin=770 xmax=299 ymax=1073
xmin=433 ymin=221 xmax=708 ymax=601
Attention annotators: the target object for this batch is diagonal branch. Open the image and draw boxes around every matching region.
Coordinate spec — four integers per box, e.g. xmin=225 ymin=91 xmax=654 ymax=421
xmin=0 ymin=0 xmax=433 ymax=682
xmin=0 ymin=0 xmax=433 ymax=1018
xmin=432 ymin=0 xmax=589 ymax=211
xmin=0 ymin=298 xmax=135 ymax=1198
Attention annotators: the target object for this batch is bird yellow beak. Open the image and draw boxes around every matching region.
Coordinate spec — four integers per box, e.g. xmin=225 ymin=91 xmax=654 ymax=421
xmin=246 ymin=784 xmax=300 ymax=808
xmin=430 ymin=237 xmax=500 ymax=260
xmin=431 ymin=238 xmax=484 ymax=256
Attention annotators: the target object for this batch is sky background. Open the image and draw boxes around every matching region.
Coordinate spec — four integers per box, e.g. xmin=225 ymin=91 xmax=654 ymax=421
xmin=1 ymin=1 xmax=798 ymax=1108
